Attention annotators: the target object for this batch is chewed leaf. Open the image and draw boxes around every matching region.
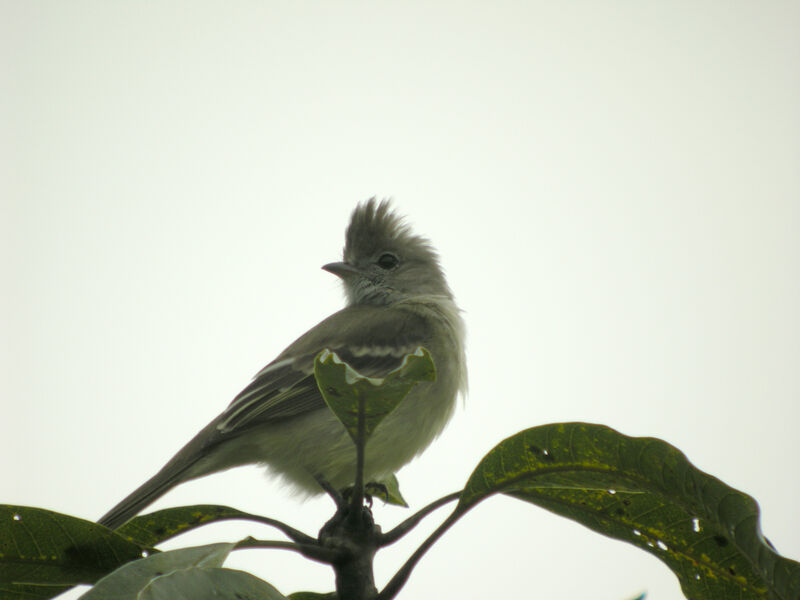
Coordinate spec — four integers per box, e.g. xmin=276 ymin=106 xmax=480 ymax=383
xmin=0 ymin=505 xmax=150 ymax=591
xmin=313 ymin=346 xmax=436 ymax=443
xmin=458 ymin=423 xmax=800 ymax=600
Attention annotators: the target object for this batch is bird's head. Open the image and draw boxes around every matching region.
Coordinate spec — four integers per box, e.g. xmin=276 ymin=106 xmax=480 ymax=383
xmin=323 ymin=198 xmax=453 ymax=306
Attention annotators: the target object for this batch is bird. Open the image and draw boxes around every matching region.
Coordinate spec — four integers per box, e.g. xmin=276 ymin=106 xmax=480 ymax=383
xmin=98 ymin=199 xmax=467 ymax=529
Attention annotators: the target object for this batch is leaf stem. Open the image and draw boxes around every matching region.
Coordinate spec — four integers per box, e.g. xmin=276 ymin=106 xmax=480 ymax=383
xmin=234 ymin=537 xmax=339 ymax=564
xmin=348 ymin=393 xmax=367 ymax=526
xmin=378 ymin=491 xmax=461 ymax=547
xmin=238 ymin=513 xmax=317 ymax=546
xmin=377 ymin=507 xmax=466 ymax=600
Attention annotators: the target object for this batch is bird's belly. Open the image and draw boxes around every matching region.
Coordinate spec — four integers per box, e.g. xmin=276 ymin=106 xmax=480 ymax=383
xmin=215 ymin=375 xmax=459 ymax=495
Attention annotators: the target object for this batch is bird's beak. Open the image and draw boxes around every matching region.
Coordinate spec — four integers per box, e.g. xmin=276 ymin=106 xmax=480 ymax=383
xmin=322 ymin=261 xmax=360 ymax=279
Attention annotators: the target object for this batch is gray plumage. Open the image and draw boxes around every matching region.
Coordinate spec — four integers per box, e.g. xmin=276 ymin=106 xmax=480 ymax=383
xmin=98 ymin=199 xmax=467 ymax=529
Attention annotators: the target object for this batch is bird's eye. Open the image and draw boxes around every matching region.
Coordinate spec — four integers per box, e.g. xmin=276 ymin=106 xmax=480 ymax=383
xmin=376 ymin=253 xmax=399 ymax=270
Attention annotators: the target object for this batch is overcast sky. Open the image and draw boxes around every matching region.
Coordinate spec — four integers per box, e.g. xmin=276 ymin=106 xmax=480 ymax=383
xmin=2 ymin=2 xmax=799 ymax=599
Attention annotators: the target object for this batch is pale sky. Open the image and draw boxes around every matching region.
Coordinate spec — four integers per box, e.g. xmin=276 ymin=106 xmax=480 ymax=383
xmin=2 ymin=2 xmax=799 ymax=599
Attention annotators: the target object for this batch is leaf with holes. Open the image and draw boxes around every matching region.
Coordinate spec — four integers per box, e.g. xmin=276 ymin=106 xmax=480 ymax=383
xmin=0 ymin=505 xmax=151 ymax=599
xmin=313 ymin=346 xmax=436 ymax=443
xmin=458 ymin=423 xmax=800 ymax=600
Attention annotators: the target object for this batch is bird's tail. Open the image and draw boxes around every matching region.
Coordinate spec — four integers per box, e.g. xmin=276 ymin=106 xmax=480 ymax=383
xmin=97 ymin=421 xmax=222 ymax=529
xmin=97 ymin=458 xmax=195 ymax=529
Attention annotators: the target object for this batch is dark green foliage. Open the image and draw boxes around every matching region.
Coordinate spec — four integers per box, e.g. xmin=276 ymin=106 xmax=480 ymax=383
xmin=118 ymin=504 xmax=265 ymax=547
xmin=3 ymin=351 xmax=798 ymax=599
xmin=0 ymin=505 xmax=151 ymax=599
xmin=458 ymin=423 xmax=800 ymax=600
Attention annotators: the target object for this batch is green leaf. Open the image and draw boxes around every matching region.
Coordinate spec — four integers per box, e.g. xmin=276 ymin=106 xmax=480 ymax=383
xmin=0 ymin=582 xmax=73 ymax=600
xmin=313 ymin=346 xmax=436 ymax=443
xmin=288 ymin=592 xmax=337 ymax=599
xmin=0 ymin=505 xmax=151 ymax=595
xmin=137 ymin=566 xmax=288 ymax=600
xmin=118 ymin=505 xmax=263 ymax=547
xmin=80 ymin=543 xmax=235 ymax=599
xmin=458 ymin=423 xmax=800 ymax=600
xmin=365 ymin=474 xmax=409 ymax=508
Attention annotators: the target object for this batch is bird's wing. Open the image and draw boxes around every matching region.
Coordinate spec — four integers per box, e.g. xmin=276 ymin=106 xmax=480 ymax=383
xmin=216 ymin=304 xmax=429 ymax=434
